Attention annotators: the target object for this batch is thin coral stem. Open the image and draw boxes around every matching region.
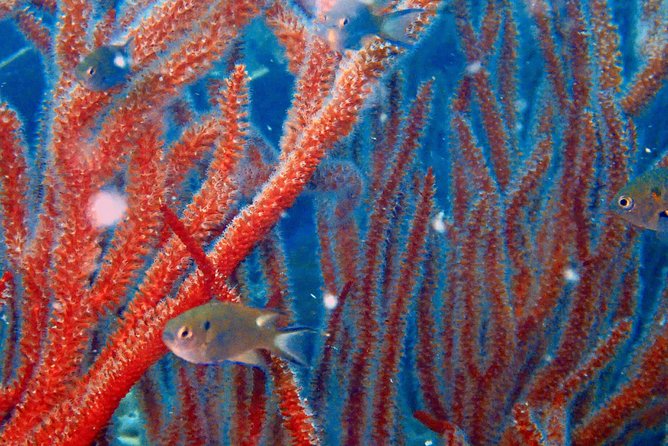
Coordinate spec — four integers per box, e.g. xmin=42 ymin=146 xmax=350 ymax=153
xmin=266 ymin=0 xmax=310 ymax=74
xmin=316 ymin=213 xmax=338 ymax=294
xmin=371 ymin=169 xmax=435 ymax=443
xmin=527 ymin=0 xmax=569 ymax=110
xmin=553 ymin=319 xmax=632 ymax=407
xmin=510 ymin=403 xmax=546 ymax=446
xmin=498 ymin=0 xmax=519 ymax=154
xmin=343 ymin=81 xmax=432 ymax=445
xmin=572 ymin=322 xmax=667 ymax=445
xmin=162 ymin=205 xmax=219 ymax=294
xmin=56 ymin=0 xmax=92 ymax=74
xmin=177 ymin=366 xmax=207 ymax=446
xmin=0 ymin=181 xmax=55 ymax=412
xmin=370 ymin=72 xmax=403 ymax=196
xmin=264 ymin=353 xmax=319 ymax=446
xmin=0 ymin=104 xmax=28 ymax=267
xmin=16 ymin=9 xmax=51 ymax=53
xmin=621 ymin=42 xmax=668 ymax=115
xmin=415 ymin=242 xmax=447 ymax=419
xmin=280 ymin=38 xmax=340 ymax=159
xmin=505 ymin=105 xmax=553 ymax=318
xmin=258 ymin=232 xmax=293 ymax=313
xmin=246 ymin=368 xmax=267 ymax=446
xmin=311 ymin=282 xmax=352 ymax=417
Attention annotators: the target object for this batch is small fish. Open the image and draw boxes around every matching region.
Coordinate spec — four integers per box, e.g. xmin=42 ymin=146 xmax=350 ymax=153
xmin=163 ymin=301 xmax=316 ymax=367
xmin=75 ymin=40 xmax=132 ymax=91
xmin=302 ymin=0 xmax=423 ymax=50
xmin=612 ymin=167 xmax=668 ymax=234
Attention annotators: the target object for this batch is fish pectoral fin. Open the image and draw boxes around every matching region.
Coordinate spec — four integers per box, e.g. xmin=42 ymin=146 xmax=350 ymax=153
xmin=228 ymin=350 xmax=266 ymax=367
xmin=256 ymin=311 xmax=281 ymax=328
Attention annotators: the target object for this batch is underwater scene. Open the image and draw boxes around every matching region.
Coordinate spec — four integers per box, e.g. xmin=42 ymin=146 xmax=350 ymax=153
xmin=0 ymin=0 xmax=666 ymax=444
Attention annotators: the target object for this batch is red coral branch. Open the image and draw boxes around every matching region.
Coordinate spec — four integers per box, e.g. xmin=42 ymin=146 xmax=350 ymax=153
xmin=509 ymin=403 xmax=545 ymax=446
xmin=621 ymin=42 xmax=668 ymax=115
xmin=342 ymin=81 xmax=432 ymax=445
xmin=527 ymin=0 xmax=569 ymax=110
xmin=266 ymin=0 xmax=310 ymax=73
xmin=311 ymin=282 xmax=352 ymax=416
xmin=280 ymin=38 xmax=340 ymax=159
xmin=16 ymin=9 xmax=51 ymax=53
xmin=415 ymin=248 xmax=447 ymax=419
xmin=371 ymin=72 xmax=403 ymax=196
xmin=56 ymin=0 xmax=92 ymax=73
xmin=246 ymin=368 xmax=268 ymax=446
xmin=265 ymin=353 xmax=319 ymax=446
xmin=0 ymin=104 xmax=28 ymax=266
xmin=572 ymin=322 xmax=667 ymax=445
xmin=177 ymin=366 xmax=207 ymax=446
xmin=371 ymin=169 xmax=435 ymax=443
xmin=414 ymin=411 xmax=467 ymax=445
xmin=553 ymin=319 xmax=632 ymax=407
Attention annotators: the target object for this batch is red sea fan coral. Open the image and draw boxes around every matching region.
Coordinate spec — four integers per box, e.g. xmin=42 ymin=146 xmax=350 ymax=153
xmin=0 ymin=0 xmax=666 ymax=445
xmin=0 ymin=0 xmax=439 ymax=444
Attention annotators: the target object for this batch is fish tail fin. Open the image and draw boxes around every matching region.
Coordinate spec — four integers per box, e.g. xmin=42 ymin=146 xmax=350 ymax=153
xmin=379 ymin=9 xmax=423 ymax=46
xmin=121 ymin=37 xmax=135 ymax=62
xmin=656 ymin=212 xmax=668 ymax=242
xmin=123 ymin=37 xmax=134 ymax=51
xmin=273 ymin=327 xmax=319 ymax=367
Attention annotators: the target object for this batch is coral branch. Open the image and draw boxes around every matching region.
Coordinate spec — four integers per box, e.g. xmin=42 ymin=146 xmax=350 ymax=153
xmin=371 ymin=169 xmax=435 ymax=443
xmin=509 ymin=403 xmax=545 ymax=446
xmin=0 ymin=104 xmax=28 ymax=266
xmin=16 ymin=9 xmax=51 ymax=53
xmin=266 ymin=0 xmax=309 ymax=73
xmin=343 ymin=81 xmax=432 ymax=445
xmin=572 ymin=322 xmax=667 ymax=445
xmin=414 ymin=411 xmax=468 ymax=445
xmin=553 ymin=319 xmax=632 ymax=407
xmin=280 ymin=38 xmax=340 ymax=159
xmin=621 ymin=42 xmax=668 ymax=115
xmin=265 ymin=353 xmax=319 ymax=446
xmin=56 ymin=0 xmax=92 ymax=73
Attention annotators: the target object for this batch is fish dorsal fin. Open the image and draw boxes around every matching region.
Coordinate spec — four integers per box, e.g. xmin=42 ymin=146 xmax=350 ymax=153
xmin=293 ymin=0 xmax=318 ymax=17
xmin=228 ymin=349 xmax=265 ymax=367
xmin=368 ymin=0 xmax=394 ymax=16
xmin=256 ymin=311 xmax=280 ymax=328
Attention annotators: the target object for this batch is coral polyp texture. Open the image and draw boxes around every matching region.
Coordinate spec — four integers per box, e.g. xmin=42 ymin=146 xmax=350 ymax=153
xmin=0 ymin=0 xmax=666 ymax=445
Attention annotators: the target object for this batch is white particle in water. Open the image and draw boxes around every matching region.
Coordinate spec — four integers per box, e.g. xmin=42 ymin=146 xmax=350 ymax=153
xmin=324 ymin=292 xmax=338 ymax=310
xmin=431 ymin=211 xmax=446 ymax=233
xmin=89 ymin=190 xmax=128 ymax=228
xmin=563 ymin=267 xmax=580 ymax=283
xmin=466 ymin=61 xmax=482 ymax=74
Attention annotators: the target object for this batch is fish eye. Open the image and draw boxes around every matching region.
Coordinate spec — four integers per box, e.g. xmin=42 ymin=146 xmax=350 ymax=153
xmin=618 ymin=195 xmax=634 ymax=211
xmin=339 ymin=17 xmax=349 ymax=27
xmin=177 ymin=326 xmax=192 ymax=339
xmin=87 ymin=66 xmax=96 ymax=77
xmin=203 ymin=321 xmax=210 ymax=331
